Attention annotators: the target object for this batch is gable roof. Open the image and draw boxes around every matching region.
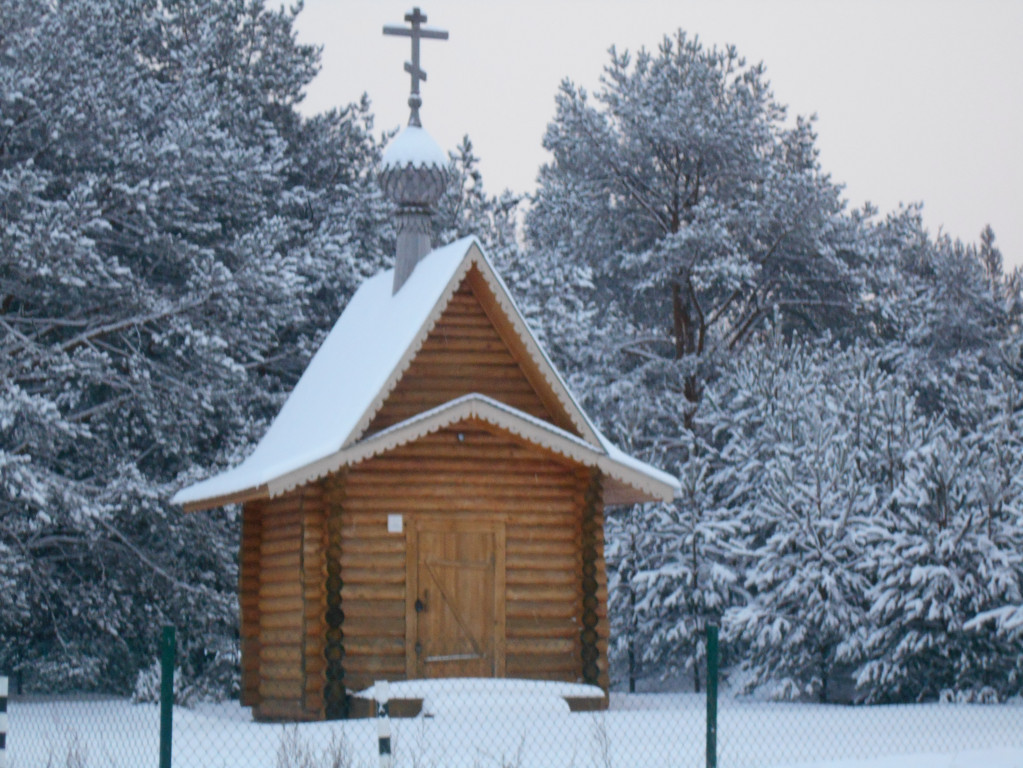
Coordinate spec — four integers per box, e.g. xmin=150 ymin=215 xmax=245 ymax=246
xmin=172 ymin=237 xmax=680 ymax=510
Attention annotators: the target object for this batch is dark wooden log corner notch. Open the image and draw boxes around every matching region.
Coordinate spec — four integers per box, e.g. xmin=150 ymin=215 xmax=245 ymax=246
xmin=171 ymin=6 xmax=680 ymax=722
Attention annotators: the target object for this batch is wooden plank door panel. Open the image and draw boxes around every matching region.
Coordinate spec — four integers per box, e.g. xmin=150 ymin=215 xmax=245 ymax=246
xmin=408 ymin=524 xmax=503 ymax=679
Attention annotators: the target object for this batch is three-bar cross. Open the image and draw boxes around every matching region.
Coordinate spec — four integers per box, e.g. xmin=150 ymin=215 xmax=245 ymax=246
xmin=383 ymin=7 xmax=449 ymax=127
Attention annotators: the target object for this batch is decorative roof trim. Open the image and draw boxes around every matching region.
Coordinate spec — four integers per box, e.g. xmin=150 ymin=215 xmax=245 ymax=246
xmin=346 ymin=241 xmax=602 ymax=448
xmin=267 ymin=394 xmax=674 ymax=504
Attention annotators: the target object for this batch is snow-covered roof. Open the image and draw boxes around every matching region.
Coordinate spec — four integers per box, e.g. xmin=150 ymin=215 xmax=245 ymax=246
xmin=381 ymin=125 xmax=448 ymax=169
xmin=172 ymin=237 xmax=681 ymax=510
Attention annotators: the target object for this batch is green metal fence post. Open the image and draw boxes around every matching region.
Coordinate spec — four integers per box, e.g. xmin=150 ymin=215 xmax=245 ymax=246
xmin=706 ymin=624 xmax=719 ymax=768
xmin=160 ymin=625 xmax=175 ymax=768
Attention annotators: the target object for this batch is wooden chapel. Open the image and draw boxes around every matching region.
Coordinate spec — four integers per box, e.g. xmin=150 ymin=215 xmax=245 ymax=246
xmin=172 ymin=7 xmax=679 ymax=723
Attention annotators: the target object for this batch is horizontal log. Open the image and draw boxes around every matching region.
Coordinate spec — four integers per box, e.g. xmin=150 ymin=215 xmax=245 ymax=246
xmin=506 ymin=637 xmax=577 ymax=656
xmin=343 ymin=615 xmax=405 ymax=638
xmin=260 ymin=495 xmax=309 ymax=512
xmin=339 ymin=551 xmax=405 ymax=571
xmin=506 ymin=539 xmax=577 ymax=558
xmin=260 ymin=581 xmax=303 ymax=599
xmin=341 ymin=567 xmax=405 ymax=584
xmin=261 ymin=628 xmax=306 ymax=646
xmin=372 ymin=443 xmax=542 ymax=462
xmin=260 ymin=523 xmax=306 ymax=544
xmin=260 ymin=550 xmax=301 ymax=570
xmin=505 ymin=569 xmax=576 ymax=587
xmin=507 ymin=526 xmax=579 ymax=543
xmin=344 ymin=474 xmax=577 ymax=492
xmin=342 ymin=599 xmax=407 ymax=619
xmin=420 ymin=336 xmax=510 ymax=353
xmin=351 ymin=459 xmax=572 ymax=476
xmin=259 ymin=565 xmax=300 ymax=585
xmin=258 ymin=680 xmax=304 ymax=700
xmin=506 ymin=618 xmax=578 ymax=640
xmin=396 ymin=428 xmax=526 ymax=446
xmin=342 ymin=487 xmax=575 ymax=505
xmin=259 ymin=596 xmax=303 ymax=615
xmin=439 ymin=303 xmax=489 ymax=319
xmin=345 ymin=497 xmax=575 ymax=514
xmin=343 ymin=637 xmax=406 ymax=656
xmin=430 ymin=312 xmax=493 ymax=328
xmin=259 ymin=610 xmax=304 ymax=630
xmin=507 ymin=585 xmax=578 ymax=603
xmin=412 ymin=350 xmax=522 ymax=367
xmin=505 ymin=600 xmax=578 ymax=620
xmin=260 ymin=662 xmax=304 ymax=682
xmin=263 ymin=497 xmax=319 ymax=515
xmin=334 ymin=536 xmax=405 ymax=555
xmin=342 ymin=583 xmax=405 ymax=602
xmin=505 ymin=659 xmax=576 ymax=677
xmin=429 ymin=323 xmax=505 ymax=340
xmin=260 ymin=646 xmax=302 ymax=664
xmin=446 ymin=290 xmax=484 ymax=305
xmin=506 ymin=553 xmax=578 ymax=571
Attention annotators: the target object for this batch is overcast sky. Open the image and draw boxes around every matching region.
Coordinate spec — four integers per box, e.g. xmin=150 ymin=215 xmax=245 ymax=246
xmin=293 ymin=1 xmax=1023 ymax=268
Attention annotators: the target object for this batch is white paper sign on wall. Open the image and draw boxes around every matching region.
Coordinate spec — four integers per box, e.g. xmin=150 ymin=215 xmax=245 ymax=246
xmin=387 ymin=514 xmax=403 ymax=534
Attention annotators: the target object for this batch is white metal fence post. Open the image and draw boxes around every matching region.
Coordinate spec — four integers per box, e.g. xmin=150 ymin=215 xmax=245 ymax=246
xmin=376 ymin=679 xmax=392 ymax=768
xmin=0 ymin=675 xmax=8 ymax=768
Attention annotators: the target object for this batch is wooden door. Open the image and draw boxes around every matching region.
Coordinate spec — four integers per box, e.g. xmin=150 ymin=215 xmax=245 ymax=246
xmin=407 ymin=523 xmax=505 ymax=679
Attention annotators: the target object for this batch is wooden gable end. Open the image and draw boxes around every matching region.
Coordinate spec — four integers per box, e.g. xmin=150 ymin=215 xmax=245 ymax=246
xmin=364 ymin=265 xmax=582 ymax=437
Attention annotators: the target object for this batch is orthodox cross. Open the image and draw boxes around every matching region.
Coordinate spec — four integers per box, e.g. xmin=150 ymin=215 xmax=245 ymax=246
xmin=383 ymin=7 xmax=448 ymax=127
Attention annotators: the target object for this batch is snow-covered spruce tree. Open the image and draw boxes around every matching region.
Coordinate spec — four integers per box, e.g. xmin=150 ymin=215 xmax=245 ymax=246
xmin=865 ymin=207 xmax=1021 ymax=417
xmin=711 ymin=339 xmax=907 ymax=702
xmin=0 ymin=0 xmax=387 ymax=693
xmin=619 ymin=432 xmax=744 ymax=692
xmin=522 ymin=30 xmax=867 ymax=685
xmin=434 ymin=135 xmax=522 ymax=264
xmin=857 ymin=371 xmax=1023 ymax=703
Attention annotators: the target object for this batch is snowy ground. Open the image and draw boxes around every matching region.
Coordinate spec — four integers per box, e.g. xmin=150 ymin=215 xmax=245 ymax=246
xmin=9 ymin=680 xmax=1023 ymax=768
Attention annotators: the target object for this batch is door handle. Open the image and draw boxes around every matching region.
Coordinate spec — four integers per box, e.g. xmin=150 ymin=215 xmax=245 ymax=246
xmin=415 ymin=598 xmax=425 ymax=613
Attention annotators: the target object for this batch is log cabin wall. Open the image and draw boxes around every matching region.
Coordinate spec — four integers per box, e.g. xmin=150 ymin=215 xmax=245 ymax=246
xmin=580 ymin=471 xmax=610 ymax=691
xmin=239 ymin=500 xmax=262 ymax=707
xmin=333 ymin=422 xmax=605 ymax=693
xmin=247 ymin=484 xmax=327 ymax=722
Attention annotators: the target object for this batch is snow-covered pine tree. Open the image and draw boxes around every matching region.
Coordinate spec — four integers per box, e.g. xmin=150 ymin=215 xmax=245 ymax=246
xmin=858 ymin=370 xmax=1023 ymax=702
xmin=520 ymin=31 xmax=869 ymax=687
xmin=0 ymin=0 xmax=387 ymax=693
xmin=713 ymin=339 xmax=902 ymax=702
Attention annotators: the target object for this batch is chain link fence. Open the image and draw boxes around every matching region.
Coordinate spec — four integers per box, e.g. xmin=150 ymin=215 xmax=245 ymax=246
xmin=7 ymin=627 xmax=1023 ymax=768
